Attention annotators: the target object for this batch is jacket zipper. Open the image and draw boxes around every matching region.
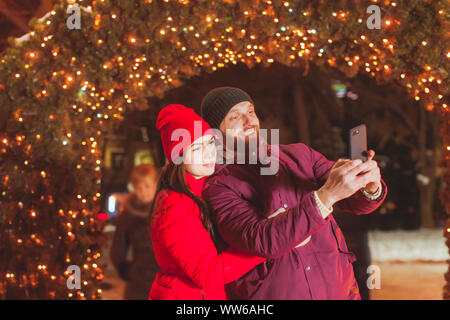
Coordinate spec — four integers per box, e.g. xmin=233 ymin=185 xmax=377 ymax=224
xmin=201 ymin=289 xmax=205 ymax=300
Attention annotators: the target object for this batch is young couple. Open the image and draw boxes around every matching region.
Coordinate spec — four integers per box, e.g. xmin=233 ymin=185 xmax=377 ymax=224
xmin=149 ymin=87 xmax=387 ymax=300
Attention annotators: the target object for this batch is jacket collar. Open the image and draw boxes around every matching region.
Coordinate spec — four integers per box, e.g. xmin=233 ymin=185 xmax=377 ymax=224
xmin=122 ymin=193 xmax=152 ymax=218
xmin=185 ymin=171 xmax=207 ymax=197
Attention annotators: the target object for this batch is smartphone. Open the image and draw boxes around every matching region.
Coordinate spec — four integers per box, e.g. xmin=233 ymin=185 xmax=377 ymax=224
xmin=349 ymin=124 xmax=368 ymax=162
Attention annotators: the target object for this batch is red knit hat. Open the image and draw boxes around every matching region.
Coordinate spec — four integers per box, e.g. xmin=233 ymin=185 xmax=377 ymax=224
xmin=156 ymin=104 xmax=214 ymax=163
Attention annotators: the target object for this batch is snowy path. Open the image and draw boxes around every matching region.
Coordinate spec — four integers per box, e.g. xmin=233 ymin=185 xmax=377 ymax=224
xmin=369 ymin=228 xmax=449 ymax=262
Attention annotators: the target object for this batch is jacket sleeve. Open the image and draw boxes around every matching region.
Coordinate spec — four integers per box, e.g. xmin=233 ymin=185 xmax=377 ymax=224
xmin=203 ymin=181 xmax=329 ymax=259
xmin=152 ymin=193 xmax=266 ymax=288
xmin=109 ymin=212 xmax=132 ymax=281
xmin=308 ymin=145 xmax=388 ymax=215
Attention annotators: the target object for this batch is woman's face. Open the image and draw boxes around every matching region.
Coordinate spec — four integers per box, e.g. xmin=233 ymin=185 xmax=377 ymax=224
xmin=183 ymin=134 xmax=216 ymax=178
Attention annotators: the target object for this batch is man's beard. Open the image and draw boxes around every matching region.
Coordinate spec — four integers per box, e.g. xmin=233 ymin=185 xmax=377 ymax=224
xmin=223 ymin=126 xmax=262 ymax=164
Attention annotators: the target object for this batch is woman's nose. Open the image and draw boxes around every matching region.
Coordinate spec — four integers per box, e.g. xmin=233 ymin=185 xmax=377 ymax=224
xmin=203 ymin=144 xmax=215 ymax=162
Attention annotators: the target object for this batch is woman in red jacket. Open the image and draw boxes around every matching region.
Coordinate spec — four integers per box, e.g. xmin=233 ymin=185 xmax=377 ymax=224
xmin=149 ymin=104 xmax=265 ymax=300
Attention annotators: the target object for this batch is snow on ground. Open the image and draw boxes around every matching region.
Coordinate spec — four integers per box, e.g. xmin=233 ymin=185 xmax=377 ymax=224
xmin=368 ymin=228 xmax=449 ymax=262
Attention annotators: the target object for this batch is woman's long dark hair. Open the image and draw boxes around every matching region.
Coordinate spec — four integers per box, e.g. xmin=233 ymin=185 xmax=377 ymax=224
xmin=149 ymin=162 xmax=217 ymax=243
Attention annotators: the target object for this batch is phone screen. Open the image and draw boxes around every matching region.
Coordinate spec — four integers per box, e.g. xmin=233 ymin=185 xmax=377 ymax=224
xmin=349 ymin=124 xmax=367 ymax=162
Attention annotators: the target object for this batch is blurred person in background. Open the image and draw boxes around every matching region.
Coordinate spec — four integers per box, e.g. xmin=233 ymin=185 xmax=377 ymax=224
xmin=110 ymin=164 xmax=161 ymax=300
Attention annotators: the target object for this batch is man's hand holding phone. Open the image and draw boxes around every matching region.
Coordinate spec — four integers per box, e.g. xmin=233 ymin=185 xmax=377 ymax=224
xmin=316 ymin=149 xmax=382 ymax=209
xmin=358 ymin=149 xmax=382 ymax=194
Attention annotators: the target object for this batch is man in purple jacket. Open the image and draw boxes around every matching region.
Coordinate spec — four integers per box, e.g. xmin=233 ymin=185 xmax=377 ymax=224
xmin=200 ymin=87 xmax=387 ymax=300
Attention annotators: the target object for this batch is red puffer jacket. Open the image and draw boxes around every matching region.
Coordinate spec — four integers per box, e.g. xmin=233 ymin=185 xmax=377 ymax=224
xmin=149 ymin=171 xmax=265 ymax=300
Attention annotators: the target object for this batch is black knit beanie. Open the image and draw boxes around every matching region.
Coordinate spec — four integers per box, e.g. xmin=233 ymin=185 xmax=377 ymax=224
xmin=200 ymin=87 xmax=254 ymax=129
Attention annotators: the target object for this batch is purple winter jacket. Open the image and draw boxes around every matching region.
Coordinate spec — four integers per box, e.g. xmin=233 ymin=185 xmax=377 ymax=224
xmin=202 ymin=143 xmax=387 ymax=300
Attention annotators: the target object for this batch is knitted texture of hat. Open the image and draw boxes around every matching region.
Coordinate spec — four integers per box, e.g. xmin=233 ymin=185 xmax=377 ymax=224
xmin=200 ymin=87 xmax=254 ymax=129
xmin=156 ymin=104 xmax=213 ymax=163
